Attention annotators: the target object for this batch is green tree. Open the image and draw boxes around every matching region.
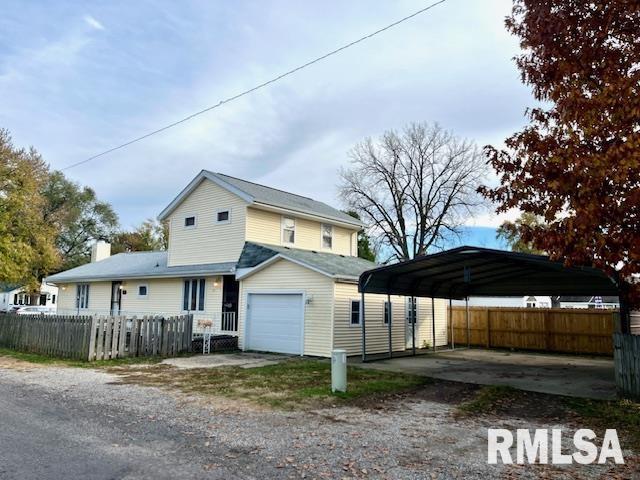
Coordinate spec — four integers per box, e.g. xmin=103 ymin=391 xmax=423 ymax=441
xmin=496 ymin=213 xmax=545 ymax=254
xmin=43 ymin=171 xmax=119 ymax=270
xmin=0 ymin=129 xmax=58 ymax=289
xmin=111 ymin=219 xmax=168 ymax=254
xmin=345 ymin=211 xmax=376 ymax=262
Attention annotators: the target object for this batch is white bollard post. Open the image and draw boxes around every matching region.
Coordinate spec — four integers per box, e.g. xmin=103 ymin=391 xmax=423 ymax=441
xmin=331 ymin=349 xmax=347 ymax=393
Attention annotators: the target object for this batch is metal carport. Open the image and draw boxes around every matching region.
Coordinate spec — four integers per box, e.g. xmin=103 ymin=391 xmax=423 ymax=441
xmin=357 ymin=246 xmax=623 ymax=362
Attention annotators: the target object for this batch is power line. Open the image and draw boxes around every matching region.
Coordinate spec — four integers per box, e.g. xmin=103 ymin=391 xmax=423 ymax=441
xmin=62 ymin=0 xmax=446 ymax=171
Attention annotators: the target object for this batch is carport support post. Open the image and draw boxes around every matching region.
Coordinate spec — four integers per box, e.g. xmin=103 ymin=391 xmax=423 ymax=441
xmin=361 ymin=291 xmax=366 ymax=362
xmin=387 ymin=293 xmax=392 ymax=359
xmin=465 ymin=297 xmax=470 ymax=348
xmin=431 ymin=297 xmax=436 ymax=352
xmin=449 ymin=298 xmax=454 ymax=350
xmin=411 ymin=296 xmax=416 ymax=356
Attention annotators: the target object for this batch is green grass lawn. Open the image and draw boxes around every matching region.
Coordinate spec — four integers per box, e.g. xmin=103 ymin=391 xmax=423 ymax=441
xmin=113 ymin=359 xmax=431 ymax=409
xmin=0 ymin=347 xmax=164 ymax=368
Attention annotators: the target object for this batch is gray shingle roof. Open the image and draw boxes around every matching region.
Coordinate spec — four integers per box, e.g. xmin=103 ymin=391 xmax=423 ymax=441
xmin=237 ymin=242 xmax=376 ymax=281
xmin=45 ymin=251 xmax=235 ymax=283
xmin=0 ymin=282 xmax=21 ymax=293
xmin=210 ymin=172 xmax=362 ymax=226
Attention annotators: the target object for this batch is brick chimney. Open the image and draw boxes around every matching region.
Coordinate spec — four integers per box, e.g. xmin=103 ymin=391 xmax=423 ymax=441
xmin=90 ymin=241 xmax=111 ymax=263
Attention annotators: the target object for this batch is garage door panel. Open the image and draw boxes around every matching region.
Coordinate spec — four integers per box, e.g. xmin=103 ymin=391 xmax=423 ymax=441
xmin=246 ymin=293 xmax=304 ymax=354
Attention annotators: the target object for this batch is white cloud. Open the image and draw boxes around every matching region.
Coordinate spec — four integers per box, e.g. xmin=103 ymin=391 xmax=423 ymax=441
xmin=83 ymin=15 xmax=105 ymax=31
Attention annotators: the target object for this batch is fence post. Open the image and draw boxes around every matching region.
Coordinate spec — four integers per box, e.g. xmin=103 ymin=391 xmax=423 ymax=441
xmin=485 ymin=309 xmax=491 ymax=349
xmin=87 ymin=316 xmax=98 ymax=361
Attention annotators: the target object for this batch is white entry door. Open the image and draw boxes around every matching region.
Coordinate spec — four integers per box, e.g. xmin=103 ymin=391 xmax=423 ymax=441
xmin=245 ymin=293 xmax=304 ymax=355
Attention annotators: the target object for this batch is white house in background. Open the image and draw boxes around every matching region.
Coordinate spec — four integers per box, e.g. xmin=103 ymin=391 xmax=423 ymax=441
xmin=0 ymin=282 xmax=58 ymax=313
xmin=553 ymin=296 xmax=620 ymax=309
xmin=45 ymin=170 xmax=448 ymax=357
xmin=452 ymin=295 xmax=553 ymax=308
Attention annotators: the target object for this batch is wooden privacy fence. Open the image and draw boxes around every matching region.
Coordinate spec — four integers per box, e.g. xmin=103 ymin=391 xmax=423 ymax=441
xmin=613 ymin=333 xmax=640 ymax=400
xmin=0 ymin=314 xmax=92 ymax=360
xmin=450 ymin=307 xmax=616 ymax=355
xmin=0 ymin=313 xmax=193 ymax=361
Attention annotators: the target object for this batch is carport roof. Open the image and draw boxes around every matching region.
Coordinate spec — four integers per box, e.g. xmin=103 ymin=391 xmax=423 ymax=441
xmin=358 ymin=246 xmax=620 ymax=299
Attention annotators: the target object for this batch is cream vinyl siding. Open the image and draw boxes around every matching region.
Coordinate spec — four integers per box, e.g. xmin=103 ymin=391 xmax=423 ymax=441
xmin=333 ymin=282 xmax=407 ymax=355
xmin=55 ymin=277 xmax=223 ymax=319
xmin=56 ymin=282 xmax=112 ymax=315
xmin=120 ymin=276 xmax=223 ymax=317
xmin=167 ymin=179 xmax=248 ymax=266
xmin=332 ymin=283 xmax=448 ymax=356
xmin=413 ymin=297 xmax=449 ymax=349
xmin=245 ymin=207 xmax=358 ymax=256
xmin=238 ymin=259 xmax=334 ymax=357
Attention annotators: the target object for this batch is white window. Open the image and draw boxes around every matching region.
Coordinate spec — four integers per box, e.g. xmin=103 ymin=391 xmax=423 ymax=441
xmin=137 ymin=284 xmax=148 ymax=297
xmin=350 ymin=300 xmax=361 ymax=325
xmin=282 ymin=216 xmax=295 ymax=244
xmin=384 ymin=301 xmax=392 ymax=324
xmin=216 ymin=209 xmax=230 ymax=224
xmin=183 ymin=279 xmax=206 ymax=311
xmin=321 ymin=223 xmax=333 ymax=249
xmin=76 ymin=284 xmax=90 ymax=310
xmin=184 ymin=216 xmax=196 ymax=228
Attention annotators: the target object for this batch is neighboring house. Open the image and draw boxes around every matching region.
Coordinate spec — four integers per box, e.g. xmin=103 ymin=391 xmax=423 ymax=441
xmin=0 ymin=282 xmax=58 ymax=313
xmin=46 ymin=170 xmax=448 ymax=357
xmin=552 ymin=296 xmax=620 ymax=309
xmin=452 ymin=295 xmax=553 ymax=308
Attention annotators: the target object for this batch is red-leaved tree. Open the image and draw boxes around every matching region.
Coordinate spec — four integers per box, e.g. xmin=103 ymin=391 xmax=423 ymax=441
xmin=480 ymin=0 xmax=640 ymax=331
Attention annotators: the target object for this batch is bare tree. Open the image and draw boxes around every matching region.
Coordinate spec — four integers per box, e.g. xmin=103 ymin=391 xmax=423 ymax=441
xmin=339 ymin=122 xmax=488 ymax=262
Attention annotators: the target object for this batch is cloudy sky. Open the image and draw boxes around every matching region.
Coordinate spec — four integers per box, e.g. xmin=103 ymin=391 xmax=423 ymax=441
xmin=0 ymin=0 xmax=532 ymax=245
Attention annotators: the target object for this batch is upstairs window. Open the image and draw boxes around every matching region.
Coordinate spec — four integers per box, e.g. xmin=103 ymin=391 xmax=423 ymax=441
xmin=138 ymin=285 xmax=148 ymax=297
xmin=216 ymin=210 xmax=230 ymax=224
xmin=184 ymin=216 xmax=196 ymax=228
xmin=350 ymin=300 xmax=361 ymax=325
xmin=282 ymin=216 xmax=295 ymax=244
xmin=321 ymin=223 xmax=333 ymax=249
xmin=76 ymin=284 xmax=90 ymax=310
xmin=183 ymin=279 xmax=205 ymax=311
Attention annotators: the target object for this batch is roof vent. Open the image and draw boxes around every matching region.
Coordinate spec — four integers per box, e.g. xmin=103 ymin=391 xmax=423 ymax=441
xmin=155 ymin=263 xmax=160 ymax=268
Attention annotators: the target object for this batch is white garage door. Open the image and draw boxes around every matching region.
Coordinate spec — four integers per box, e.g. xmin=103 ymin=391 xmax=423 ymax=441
xmin=245 ymin=293 xmax=304 ymax=355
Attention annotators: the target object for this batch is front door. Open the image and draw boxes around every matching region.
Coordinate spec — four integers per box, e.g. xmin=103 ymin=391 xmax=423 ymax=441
xmin=405 ymin=297 xmax=417 ymax=348
xmin=110 ymin=281 xmax=123 ymax=315
xmin=221 ymin=275 xmax=239 ymax=331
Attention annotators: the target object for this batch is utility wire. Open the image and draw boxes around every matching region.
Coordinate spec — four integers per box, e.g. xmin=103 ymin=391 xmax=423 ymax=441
xmin=62 ymin=0 xmax=446 ymax=170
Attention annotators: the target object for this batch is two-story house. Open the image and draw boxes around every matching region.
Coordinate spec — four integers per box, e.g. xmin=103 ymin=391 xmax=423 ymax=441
xmin=46 ymin=171 xmax=448 ymax=357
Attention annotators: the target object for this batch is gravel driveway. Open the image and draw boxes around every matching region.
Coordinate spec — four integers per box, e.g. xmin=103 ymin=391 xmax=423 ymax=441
xmin=0 ymin=359 xmax=632 ymax=479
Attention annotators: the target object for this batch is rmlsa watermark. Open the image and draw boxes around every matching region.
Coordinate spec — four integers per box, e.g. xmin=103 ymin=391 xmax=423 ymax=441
xmin=487 ymin=428 xmax=624 ymax=465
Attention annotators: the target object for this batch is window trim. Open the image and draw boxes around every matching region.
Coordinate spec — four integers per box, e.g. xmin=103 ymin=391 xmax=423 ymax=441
xmin=183 ymin=215 xmax=197 ymax=229
xmin=321 ymin=223 xmax=333 ymax=250
xmin=350 ymin=299 xmax=361 ymax=326
xmin=137 ymin=284 xmax=149 ymax=298
xmin=215 ymin=208 xmax=231 ymax=225
xmin=182 ymin=278 xmax=206 ymax=312
xmin=76 ymin=283 xmax=90 ymax=310
xmin=384 ymin=300 xmax=392 ymax=325
xmin=281 ymin=216 xmax=296 ymax=245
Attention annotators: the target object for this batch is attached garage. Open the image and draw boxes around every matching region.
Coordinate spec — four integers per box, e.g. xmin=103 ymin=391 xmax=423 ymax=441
xmin=244 ymin=293 xmax=304 ymax=355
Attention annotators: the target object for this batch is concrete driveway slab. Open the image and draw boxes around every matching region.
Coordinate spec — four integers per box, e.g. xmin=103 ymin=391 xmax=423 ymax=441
xmin=162 ymin=352 xmax=285 ymax=369
xmin=354 ymin=349 xmax=615 ymax=400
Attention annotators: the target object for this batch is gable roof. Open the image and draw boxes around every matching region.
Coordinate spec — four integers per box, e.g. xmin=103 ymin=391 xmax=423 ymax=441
xmin=157 ymin=170 xmax=364 ymax=228
xmin=236 ymin=241 xmax=376 ymax=281
xmin=44 ymin=251 xmax=235 ymax=283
